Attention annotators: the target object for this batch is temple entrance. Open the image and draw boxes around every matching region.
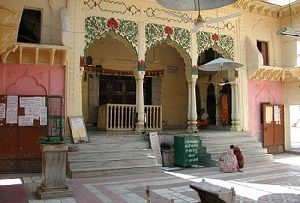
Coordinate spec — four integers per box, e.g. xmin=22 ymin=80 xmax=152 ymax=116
xmin=99 ymin=75 xmax=152 ymax=105
xmin=197 ymin=48 xmax=232 ymax=126
xmin=145 ymin=42 xmax=188 ymax=128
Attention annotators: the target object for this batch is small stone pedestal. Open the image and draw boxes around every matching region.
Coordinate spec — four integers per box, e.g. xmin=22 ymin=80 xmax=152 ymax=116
xmin=37 ymin=144 xmax=73 ymax=199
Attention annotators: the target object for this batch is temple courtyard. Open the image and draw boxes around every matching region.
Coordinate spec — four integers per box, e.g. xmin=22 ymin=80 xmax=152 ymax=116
xmin=1 ymin=153 xmax=300 ymax=203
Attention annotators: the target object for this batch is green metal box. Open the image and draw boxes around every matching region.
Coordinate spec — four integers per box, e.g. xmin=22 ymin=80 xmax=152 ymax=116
xmin=174 ymin=136 xmax=199 ymax=167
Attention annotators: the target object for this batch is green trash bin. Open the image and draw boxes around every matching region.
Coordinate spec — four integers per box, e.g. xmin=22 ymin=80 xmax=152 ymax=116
xmin=174 ymin=136 xmax=199 ymax=167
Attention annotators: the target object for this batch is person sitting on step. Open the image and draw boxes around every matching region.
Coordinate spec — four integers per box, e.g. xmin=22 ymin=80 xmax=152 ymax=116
xmin=197 ymin=108 xmax=209 ymax=129
xmin=230 ymin=145 xmax=244 ymax=170
xmin=219 ymin=148 xmax=239 ymax=173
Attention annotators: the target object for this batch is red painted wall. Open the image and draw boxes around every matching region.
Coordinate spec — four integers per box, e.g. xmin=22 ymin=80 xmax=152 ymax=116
xmin=248 ymin=79 xmax=283 ymax=137
xmin=0 ymin=64 xmax=64 ymax=96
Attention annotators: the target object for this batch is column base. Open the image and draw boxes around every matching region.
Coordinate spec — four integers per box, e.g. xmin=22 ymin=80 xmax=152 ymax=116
xmin=230 ymin=120 xmax=241 ymax=131
xmin=135 ymin=123 xmax=145 ymax=132
xmin=37 ymin=185 xmax=73 ymax=199
xmin=187 ymin=121 xmax=198 ymax=133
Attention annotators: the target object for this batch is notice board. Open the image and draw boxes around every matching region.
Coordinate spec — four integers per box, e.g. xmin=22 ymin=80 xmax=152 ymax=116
xmin=174 ymin=136 xmax=199 ymax=167
xmin=68 ymin=116 xmax=89 ymax=143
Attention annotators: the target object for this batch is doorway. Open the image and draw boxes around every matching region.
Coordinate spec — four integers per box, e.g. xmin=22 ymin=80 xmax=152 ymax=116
xmin=289 ymin=105 xmax=300 ymax=149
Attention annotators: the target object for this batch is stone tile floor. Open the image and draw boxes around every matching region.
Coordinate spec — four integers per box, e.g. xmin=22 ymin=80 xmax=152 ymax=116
xmin=1 ymin=153 xmax=300 ymax=202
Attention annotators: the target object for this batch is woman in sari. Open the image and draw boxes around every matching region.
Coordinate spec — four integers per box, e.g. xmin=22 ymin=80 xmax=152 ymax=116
xmin=219 ymin=149 xmax=238 ymax=173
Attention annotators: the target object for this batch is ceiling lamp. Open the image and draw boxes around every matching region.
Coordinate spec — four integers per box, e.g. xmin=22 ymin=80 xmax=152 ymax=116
xmin=276 ymin=0 xmax=300 ymax=37
xmin=156 ymin=0 xmax=237 ymax=11
xmin=277 ymin=27 xmax=300 ymax=37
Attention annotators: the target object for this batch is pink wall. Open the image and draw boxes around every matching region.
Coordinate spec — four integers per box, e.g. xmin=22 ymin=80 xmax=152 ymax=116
xmin=0 ymin=64 xmax=64 ymax=96
xmin=248 ymin=79 xmax=283 ymax=137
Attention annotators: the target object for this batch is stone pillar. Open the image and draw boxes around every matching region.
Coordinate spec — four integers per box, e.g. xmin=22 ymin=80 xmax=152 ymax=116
xmin=135 ymin=71 xmax=145 ymax=131
xmin=231 ymin=82 xmax=241 ymax=131
xmin=37 ymin=144 xmax=72 ymax=199
xmin=65 ymin=0 xmax=84 ymax=137
xmin=187 ymin=76 xmax=198 ymax=132
xmin=134 ymin=21 xmax=146 ymax=132
xmin=186 ymin=31 xmax=198 ymax=133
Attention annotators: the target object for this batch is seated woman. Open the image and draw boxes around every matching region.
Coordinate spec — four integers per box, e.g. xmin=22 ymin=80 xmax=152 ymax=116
xmin=197 ymin=109 xmax=209 ymax=129
xmin=233 ymin=146 xmax=244 ymax=169
xmin=219 ymin=149 xmax=238 ymax=173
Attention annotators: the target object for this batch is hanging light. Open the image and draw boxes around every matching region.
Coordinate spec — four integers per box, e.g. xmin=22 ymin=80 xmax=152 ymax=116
xmin=276 ymin=0 xmax=300 ymax=37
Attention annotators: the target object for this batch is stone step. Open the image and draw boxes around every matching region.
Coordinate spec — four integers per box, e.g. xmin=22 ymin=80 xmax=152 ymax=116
xmin=70 ymin=165 xmax=162 ymax=179
xmin=88 ymin=135 xmax=145 ymax=144
xmin=77 ymin=141 xmax=149 ymax=151
xmin=68 ymin=149 xmax=153 ymax=162
xmin=207 ymin=148 xmax=268 ymax=159
xmin=69 ymin=157 xmax=158 ymax=170
xmin=204 ymin=142 xmax=263 ymax=151
xmin=213 ymin=154 xmax=273 ymax=167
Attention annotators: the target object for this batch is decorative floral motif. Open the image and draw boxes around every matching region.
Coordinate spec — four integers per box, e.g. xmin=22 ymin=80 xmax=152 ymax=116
xmin=164 ymin=26 xmax=173 ymax=36
xmin=107 ymin=18 xmax=118 ymax=29
xmin=191 ymin=65 xmax=198 ymax=76
xmin=85 ymin=16 xmax=138 ymax=52
xmin=137 ymin=59 xmax=146 ymax=71
xmin=212 ymin=33 xmax=219 ymax=41
xmin=145 ymin=23 xmax=190 ymax=56
xmin=197 ymin=31 xmax=234 ymax=59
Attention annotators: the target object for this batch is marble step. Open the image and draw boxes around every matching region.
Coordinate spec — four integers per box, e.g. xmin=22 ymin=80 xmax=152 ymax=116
xmin=88 ymin=135 xmax=146 ymax=144
xmin=70 ymin=165 xmax=162 ymax=179
xmin=68 ymin=149 xmax=153 ymax=162
xmin=77 ymin=141 xmax=149 ymax=151
xmin=69 ymin=157 xmax=157 ymax=170
xmin=213 ymin=154 xmax=273 ymax=167
xmin=208 ymin=148 xmax=268 ymax=160
xmin=204 ymin=142 xmax=263 ymax=151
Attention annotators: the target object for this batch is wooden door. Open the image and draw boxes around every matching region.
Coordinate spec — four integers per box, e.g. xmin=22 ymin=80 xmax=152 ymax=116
xmin=263 ymin=104 xmax=274 ymax=147
xmin=262 ymin=104 xmax=284 ymax=148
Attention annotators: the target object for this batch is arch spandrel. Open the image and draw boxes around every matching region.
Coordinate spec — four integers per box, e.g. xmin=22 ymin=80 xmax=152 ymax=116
xmin=85 ymin=16 xmax=138 ymax=53
xmin=197 ymin=31 xmax=234 ymax=60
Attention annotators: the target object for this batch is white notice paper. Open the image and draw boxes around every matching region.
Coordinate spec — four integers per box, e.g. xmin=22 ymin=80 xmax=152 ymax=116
xmin=18 ymin=116 xmax=34 ymax=126
xmin=274 ymin=106 xmax=281 ymax=123
xmin=70 ymin=117 xmax=84 ymax=128
xmin=0 ymin=103 xmax=5 ymax=119
xmin=6 ymin=96 xmax=18 ymax=123
xmin=34 ymin=97 xmax=45 ymax=107
xmin=39 ymin=107 xmax=47 ymax=126
xmin=20 ymin=97 xmax=35 ymax=108
xmin=25 ymin=107 xmax=39 ymax=119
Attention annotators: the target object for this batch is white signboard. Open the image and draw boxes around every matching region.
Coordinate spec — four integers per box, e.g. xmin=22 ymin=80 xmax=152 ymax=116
xmin=39 ymin=107 xmax=47 ymax=126
xmin=18 ymin=116 xmax=34 ymax=126
xmin=149 ymin=132 xmax=162 ymax=165
xmin=70 ymin=117 xmax=84 ymax=129
xmin=6 ymin=96 xmax=18 ymax=124
xmin=0 ymin=103 xmax=5 ymax=119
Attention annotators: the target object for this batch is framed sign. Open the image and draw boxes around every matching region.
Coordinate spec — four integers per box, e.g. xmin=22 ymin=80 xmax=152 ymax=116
xmin=68 ymin=116 xmax=89 ymax=143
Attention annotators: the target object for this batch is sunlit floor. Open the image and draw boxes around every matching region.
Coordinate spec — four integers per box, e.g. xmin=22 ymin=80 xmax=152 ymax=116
xmin=1 ymin=153 xmax=300 ymax=202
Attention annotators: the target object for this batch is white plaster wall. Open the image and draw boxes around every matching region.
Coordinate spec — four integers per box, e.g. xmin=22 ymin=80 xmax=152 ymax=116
xmin=24 ymin=0 xmax=67 ymax=45
xmin=283 ymin=82 xmax=300 ymax=150
xmin=243 ymin=12 xmax=282 ymax=68
xmin=279 ymin=13 xmax=300 ymax=67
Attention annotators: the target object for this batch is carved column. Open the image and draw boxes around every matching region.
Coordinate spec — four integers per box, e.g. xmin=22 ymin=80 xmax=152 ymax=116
xmin=65 ymin=0 xmax=84 ymax=137
xmin=231 ymin=82 xmax=241 ymax=131
xmin=186 ymin=31 xmax=198 ymax=133
xmin=135 ymin=21 xmax=146 ymax=132
xmin=187 ymin=76 xmax=198 ymax=132
xmin=135 ymin=71 xmax=145 ymax=131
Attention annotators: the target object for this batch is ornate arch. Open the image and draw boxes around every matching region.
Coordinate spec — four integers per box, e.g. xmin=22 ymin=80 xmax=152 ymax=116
xmin=145 ymin=23 xmax=191 ymax=73
xmin=197 ymin=31 xmax=234 ymax=60
xmin=85 ymin=16 xmax=138 ymax=54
